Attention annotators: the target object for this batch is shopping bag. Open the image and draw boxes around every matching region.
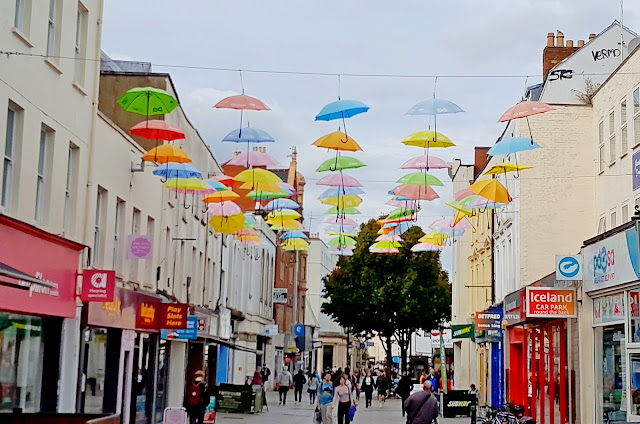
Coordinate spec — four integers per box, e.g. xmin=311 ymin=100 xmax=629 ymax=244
xmin=314 ymin=408 xmax=322 ymax=424
xmin=348 ymin=404 xmax=357 ymax=421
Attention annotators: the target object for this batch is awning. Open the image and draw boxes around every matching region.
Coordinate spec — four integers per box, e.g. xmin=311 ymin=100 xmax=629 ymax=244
xmin=0 ymin=262 xmax=58 ymax=289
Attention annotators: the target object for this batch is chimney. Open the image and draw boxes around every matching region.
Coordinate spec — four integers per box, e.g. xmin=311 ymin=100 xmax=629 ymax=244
xmin=543 ymin=30 xmax=580 ymax=82
xmin=474 ymin=147 xmax=490 ymax=179
xmin=577 ymin=40 xmax=585 ymax=47
xmin=589 ymin=33 xmax=596 ymax=41
xmin=233 ymin=151 xmax=241 ymax=156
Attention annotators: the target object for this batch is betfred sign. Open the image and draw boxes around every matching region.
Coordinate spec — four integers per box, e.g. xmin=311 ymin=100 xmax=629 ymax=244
xmin=475 ymin=310 xmax=502 ymax=331
xmin=161 ymin=303 xmax=188 ymax=329
xmin=526 ymin=287 xmax=576 ymax=318
xmin=81 ymin=270 xmax=115 ymax=302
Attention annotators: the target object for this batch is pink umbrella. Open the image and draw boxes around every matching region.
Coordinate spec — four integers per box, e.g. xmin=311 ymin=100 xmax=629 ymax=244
xmin=401 ymin=155 xmax=451 ymax=170
xmin=454 ymin=188 xmax=475 ymax=201
xmin=369 ymin=247 xmax=399 ymax=254
xmin=393 ymin=185 xmax=439 ymax=201
xmin=235 ymin=228 xmax=259 ymax=236
xmin=436 ymin=218 xmax=472 ymax=230
xmin=375 ymin=234 xmax=402 ymax=242
xmin=225 ymin=151 xmax=279 ymax=167
xmin=498 ymin=101 xmax=553 ymax=122
xmin=214 ymin=94 xmax=270 ymax=111
xmin=385 ymin=199 xmax=420 ymax=210
xmin=316 ymin=173 xmax=362 ymax=187
xmin=324 ymin=216 xmax=358 ymax=226
xmin=278 ymin=182 xmax=297 ymax=195
xmin=207 ymin=201 xmax=242 ymax=216
xmin=411 ymin=243 xmax=443 ymax=252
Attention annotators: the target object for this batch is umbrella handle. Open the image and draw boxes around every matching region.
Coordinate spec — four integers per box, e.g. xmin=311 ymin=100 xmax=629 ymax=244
xmin=183 ymin=195 xmax=191 ymax=210
xmin=160 ymin=174 xmax=168 ymax=184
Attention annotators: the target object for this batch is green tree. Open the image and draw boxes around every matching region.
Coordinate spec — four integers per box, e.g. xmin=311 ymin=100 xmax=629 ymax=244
xmin=321 ymin=219 xmax=451 ymax=373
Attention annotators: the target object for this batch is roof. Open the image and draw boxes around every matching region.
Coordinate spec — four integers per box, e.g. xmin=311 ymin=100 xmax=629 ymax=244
xmin=592 ymin=36 xmax=640 ymax=97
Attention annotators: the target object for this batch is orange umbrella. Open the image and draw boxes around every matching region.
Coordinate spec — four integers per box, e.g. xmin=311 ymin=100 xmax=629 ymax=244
xmin=313 ymin=131 xmax=362 ymax=152
xmin=499 ymin=101 xmax=553 ymax=122
xmin=202 ymin=191 xmax=240 ymax=203
xmin=142 ymin=144 xmax=191 ymax=164
xmin=469 ymin=179 xmax=512 ymax=204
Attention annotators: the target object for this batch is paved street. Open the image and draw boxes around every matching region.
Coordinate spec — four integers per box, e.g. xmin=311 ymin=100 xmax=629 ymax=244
xmin=215 ymin=391 xmax=471 ymax=424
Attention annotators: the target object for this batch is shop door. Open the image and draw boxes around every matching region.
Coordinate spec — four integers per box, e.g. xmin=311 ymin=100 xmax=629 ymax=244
xmin=627 ymin=351 xmax=640 ymax=422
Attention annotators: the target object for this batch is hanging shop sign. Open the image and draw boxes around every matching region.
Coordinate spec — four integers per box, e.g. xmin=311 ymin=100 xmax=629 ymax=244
xmin=582 ymin=228 xmax=640 ymax=292
xmin=593 ymin=293 xmax=625 ymax=324
xmin=431 ymin=329 xmax=453 ymax=348
xmin=161 ymin=316 xmax=198 ymax=341
xmin=86 ymin=286 xmax=163 ymax=332
xmin=80 ymin=269 xmax=115 ymax=302
xmin=526 ymin=287 xmax=576 ymax=318
xmin=475 ymin=310 xmax=503 ymax=331
xmin=503 ymin=288 xmax=526 ymax=326
xmin=555 ymin=254 xmax=582 ymax=281
xmin=265 ymin=324 xmax=278 ymax=336
xmin=127 ymin=235 xmax=153 ymax=260
xmin=451 ymin=324 xmax=474 ymax=340
xmin=273 ymin=288 xmax=288 ymax=304
xmin=161 ymin=303 xmax=188 ymax=329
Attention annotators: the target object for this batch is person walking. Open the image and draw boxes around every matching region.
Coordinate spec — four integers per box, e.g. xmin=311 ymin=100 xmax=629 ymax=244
xmin=184 ymin=370 xmax=210 ymax=424
xmin=360 ymin=371 xmax=375 ymax=408
xmin=335 ymin=375 xmax=355 ymax=424
xmin=397 ymin=371 xmax=413 ymax=417
xmin=277 ymin=367 xmax=293 ymax=405
xmin=419 ymin=370 xmax=428 ymax=384
xmin=308 ymin=371 xmax=319 ymax=404
xmin=377 ymin=371 xmax=388 ymax=408
xmin=251 ymin=367 xmax=263 ymax=386
xmin=293 ymin=369 xmax=307 ymax=404
xmin=316 ymin=372 xmax=335 ymax=424
xmin=404 ymin=381 xmax=439 ymax=424
xmin=261 ymin=366 xmax=271 ymax=388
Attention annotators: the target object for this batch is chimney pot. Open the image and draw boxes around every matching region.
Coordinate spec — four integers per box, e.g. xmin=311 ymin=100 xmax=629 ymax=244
xmin=556 ymin=31 xmax=564 ymax=47
xmin=589 ymin=33 xmax=596 ymax=41
xmin=547 ymin=33 xmax=555 ymax=47
xmin=233 ymin=151 xmax=241 ymax=156
xmin=577 ymin=40 xmax=585 ymax=47
xmin=566 ymin=40 xmax=574 ymax=48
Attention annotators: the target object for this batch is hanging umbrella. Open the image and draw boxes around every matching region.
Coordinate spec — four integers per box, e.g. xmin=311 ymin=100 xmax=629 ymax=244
xmin=130 ymin=120 xmax=185 ymax=141
xmin=319 ymin=187 xmax=365 ymax=199
xmin=278 ymin=182 xmax=297 ymax=195
xmin=411 ymin=243 xmax=443 ymax=252
xmin=153 ymin=163 xmax=202 ymax=179
xmin=239 ymin=240 xmax=265 ymax=248
xmin=392 ymin=185 xmax=439 ymax=201
xmin=209 ymin=213 xmax=245 ymax=234
xmin=324 ymin=207 xmax=360 ymax=215
xmin=264 ymin=199 xmax=300 ymax=210
xmin=239 ymin=181 xmax=286 ymax=192
xmin=324 ymin=224 xmax=359 ymax=233
xmin=328 ymin=247 xmax=354 ymax=256
xmin=202 ymin=191 xmax=240 ymax=203
xmin=235 ymin=228 xmax=259 ymax=237
xmin=210 ymin=174 xmax=235 ymax=186
xmin=280 ymin=230 xmax=307 ymax=240
xmin=163 ymin=178 xmax=208 ymax=192
xmin=401 ymin=155 xmax=450 ymax=170
xmin=326 ymin=230 xmax=358 ymax=237
xmin=234 ymin=168 xmax=282 ymax=184
xmin=267 ymin=210 xmax=301 ymax=220
xmin=117 ymin=87 xmax=178 ymax=116
xmin=316 ymin=156 xmax=366 ymax=172
xmin=281 ymin=238 xmax=309 ymax=251
xmin=247 ymin=190 xmax=289 ymax=199
xmin=271 ymin=220 xmax=303 ymax=231
xmin=375 ymin=234 xmax=402 ymax=242
xmin=385 ymin=199 xmax=420 ymax=210
xmin=487 ymin=137 xmax=542 ymax=156
xmin=222 ymin=127 xmax=275 ymax=143
xmin=468 ymin=197 xmax=508 ymax=209
xmin=324 ymin=216 xmax=358 ymax=226
xmin=328 ymin=235 xmax=357 ymax=247
xmin=203 ymin=179 xmax=229 ymax=191
xmin=454 ymin=188 xmax=475 ymax=201
xmin=469 ymin=179 xmax=512 ymax=204
xmin=142 ymin=145 xmax=191 ymax=164
xmin=387 ymin=208 xmax=416 ymax=220
xmin=243 ymin=214 xmax=257 ymax=229
xmin=369 ymin=247 xmax=400 ymax=254
xmin=397 ymin=172 xmax=444 ymax=187
xmin=316 ymin=99 xmax=370 ymax=121
xmin=444 ymin=200 xmax=473 ymax=217
xmin=313 ymin=131 xmax=362 ymax=152
xmin=235 ymin=234 xmax=261 ymax=242
xmin=316 ymin=173 xmax=362 ymax=187
xmin=225 ymin=151 xmax=279 ymax=167
xmin=484 ymin=163 xmax=533 ymax=175
xmin=406 ymin=98 xmax=464 ymax=115
xmin=214 ymin=94 xmax=270 ymax=111
xmin=207 ymin=201 xmax=242 ymax=216
xmin=388 ymin=222 xmax=414 ymax=235
xmin=321 ymin=195 xmax=363 ymax=208
xmin=401 ymin=131 xmax=455 ymax=148
xmin=498 ymin=101 xmax=552 ymax=122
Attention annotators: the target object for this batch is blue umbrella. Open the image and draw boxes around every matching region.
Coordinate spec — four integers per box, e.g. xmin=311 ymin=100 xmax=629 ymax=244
xmin=280 ymin=230 xmax=307 ymax=240
xmin=153 ymin=163 xmax=202 ymax=179
xmin=222 ymin=127 xmax=275 ymax=143
xmin=487 ymin=137 xmax=541 ymax=156
xmin=315 ymin=99 xmax=370 ymax=121
xmin=406 ymin=98 xmax=464 ymax=115
xmin=264 ymin=199 xmax=300 ymax=211
xmin=389 ymin=222 xmax=414 ymax=235
xmin=319 ymin=187 xmax=365 ymax=200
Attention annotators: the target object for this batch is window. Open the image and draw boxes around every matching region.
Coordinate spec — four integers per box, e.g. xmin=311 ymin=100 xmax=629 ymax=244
xmin=2 ymin=106 xmax=19 ymax=209
xmin=636 ymin=197 xmax=640 ymax=214
xmin=93 ymin=187 xmax=106 ymax=267
xmin=74 ymin=2 xmax=88 ymax=85
xmin=46 ymin=0 xmax=57 ymax=57
xmin=599 ymin=121 xmax=605 ymax=172
xmin=131 ymin=208 xmax=141 ymax=279
xmin=595 ymin=324 xmax=626 ymax=424
xmin=609 ymin=111 xmax=616 ymax=163
xmin=145 ymin=217 xmax=155 ymax=287
xmin=623 ymin=203 xmax=629 ymax=224
xmin=622 ymin=100 xmax=628 ymax=154
xmin=14 ymin=0 xmax=25 ymax=30
xmin=610 ymin=209 xmax=617 ymax=228
xmin=63 ymin=143 xmax=79 ymax=234
xmin=113 ymin=198 xmax=125 ymax=272
xmin=635 ymin=89 xmax=640 ymax=147
xmin=35 ymin=126 xmax=52 ymax=223
xmin=598 ymin=215 xmax=606 ymax=234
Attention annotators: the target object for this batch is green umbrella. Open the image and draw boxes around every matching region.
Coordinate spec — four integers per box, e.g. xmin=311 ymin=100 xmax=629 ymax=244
xmin=325 ymin=207 xmax=361 ymax=215
xmin=316 ymin=156 xmax=366 ymax=172
xmin=397 ymin=172 xmax=444 ymax=187
xmin=328 ymin=235 xmax=357 ymax=247
xmin=388 ymin=208 xmax=415 ymax=220
xmin=373 ymin=241 xmax=402 ymax=248
xmin=117 ymin=87 xmax=179 ymax=116
xmin=246 ymin=190 xmax=289 ymax=199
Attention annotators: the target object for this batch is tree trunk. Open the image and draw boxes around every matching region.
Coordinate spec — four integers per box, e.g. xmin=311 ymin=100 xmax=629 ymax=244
xmin=400 ymin=342 xmax=407 ymax=373
xmin=386 ymin=336 xmax=393 ymax=379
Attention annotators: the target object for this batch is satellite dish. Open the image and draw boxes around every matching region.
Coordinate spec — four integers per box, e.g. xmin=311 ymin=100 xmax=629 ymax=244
xmin=628 ymin=37 xmax=640 ymax=54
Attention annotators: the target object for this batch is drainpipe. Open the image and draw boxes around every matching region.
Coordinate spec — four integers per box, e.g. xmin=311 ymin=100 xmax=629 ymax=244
xmin=490 ymin=209 xmax=495 ymax=304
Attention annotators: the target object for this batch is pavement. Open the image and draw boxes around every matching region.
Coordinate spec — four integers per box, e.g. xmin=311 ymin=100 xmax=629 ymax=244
xmin=215 ymin=391 xmax=472 ymax=424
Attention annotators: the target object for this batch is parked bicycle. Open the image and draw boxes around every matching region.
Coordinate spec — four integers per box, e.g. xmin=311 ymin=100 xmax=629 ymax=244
xmin=479 ymin=403 xmax=535 ymax=424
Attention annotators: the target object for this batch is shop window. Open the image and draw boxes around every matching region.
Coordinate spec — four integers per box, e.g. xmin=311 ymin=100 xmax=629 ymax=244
xmin=631 ymin=291 xmax=640 ymax=343
xmin=82 ymin=328 xmax=107 ymax=413
xmin=595 ymin=324 xmax=626 ymax=424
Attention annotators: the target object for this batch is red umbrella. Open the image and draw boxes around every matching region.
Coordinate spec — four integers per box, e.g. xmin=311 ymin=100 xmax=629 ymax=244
xmin=211 ymin=175 xmax=235 ymax=186
xmin=214 ymin=94 xmax=270 ymax=111
xmin=498 ymin=101 xmax=553 ymax=122
xmin=393 ymin=184 xmax=439 ymax=201
xmin=130 ymin=120 xmax=185 ymax=141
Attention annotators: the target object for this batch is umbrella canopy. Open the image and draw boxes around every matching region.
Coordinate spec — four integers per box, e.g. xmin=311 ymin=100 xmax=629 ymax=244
xmin=375 ymin=234 xmax=402 ymax=242
xmin=164 ymin=178 xmax=208 ymax=192
xmin=153 ymin=163 xmax=202 ymax=179
xmin=316 ymin=173 xmax=362 ymax=187
xmin=469 ymin=179 xmax=512 ymax=204
xmin=328 ymin=235 xmax=357 ymax=247
xmin=401 ymin=155 xmax=450 ymax=170
xmin=313 ymin=131 xmax=362 ymax=152
xmin=130 ymin=120 xmax=185 ymax=141
xmin=468 ymin=199 xmax=507 ymax=209
xmin=225 ymin=151 xmax=279 ymax=167
xmin=222 ymin=127 xmax=275 ymax=143
xmin=315 ymin=99 xmax=370 ymax=121
xmin=236 ymin=235 xmax=262 ymax=242
xmin=454 ymin=188 xmax=475 ymax=201
xmin=487 ymin=137 xmax=542 ymax=156
xmin=392 ymin=185 xmax=439 ymax=201
xmin=324 ymin=216 xmax=358 ymax=226
xmin=406 ymin=98 xmax=464 ymax=115
xmin=142 ymin=145 xmax=191 ymax=164
xmin=202 ymin=191 xmax=240 ymax=203
xmin=207 ymin=201 xmax=242 ymax=216
xmin=280 ymin=230 xmax=307 ymax=240
xmin=209 ymin=213 xmax=245 ymax=234
xmin=247 ymin=190 xmax=289 ymax=199
xmin=117 ymin=87 xmax=178 ymax=116
xmin=264 ymin=199 xmax=300 ymax=210
xmin=243 ymin=214 xmax=256 ymax=228
xmin=387 ymin=208 xmax=416 ymax=220
xmin=270 ymin=220 xmax=303 ymax=231
xmin=324 ymin=224 xmax=358 ymax=233
xmin=238 ymin=240 xmax=265 ymax=247
xmin=445 ymin=200 xmax=473 ymax=217
xmin=401 ymin=131 xmax=455 ymax=148
xmin=214 ymin=94 xmax=270 ymax=111
xmin=484 ymin=163 xmax=533 ymax=175
xmin=210 ymin=174 xmax=235 ymax=186
xmin=385 ymin=199 xmax=420 ymax=210
xmin=328 ymin=247 xmax=354 ymax=256
xmin=234 ymin=168 xmax=282 ymax=184
xmin=278 ymin=182 xmax=297 ymax=195
xmin=281 ymin=238 xmax=309 ymax=251
xmin=316 ymin=156 xmax=366 ymax=172
xmin=324 ymin=207 xmax=361 ymax=215
xmin=397 ymin=172 xmax=444 ymax=187
xmin=321 ymin=195 xmax=363 ymax=208
xmin=411 ymin=243 xmax=443 ymax=252
xmin=319 ymin=187 xmax=365 ymax=199
xmin=387 ymin=222 xmax=414 ymax=235
xmin=499 ymin=101 xmax=552 ymax=122
xmin=235 ymin=228 xmax=259 ymax=237
xmin=326 ymin=230 xmax=358 ymax=237
xmin=267 ymin=209 xmax=301 ymax=220
xmin=203 ymin=179 xmax=229 ymax=191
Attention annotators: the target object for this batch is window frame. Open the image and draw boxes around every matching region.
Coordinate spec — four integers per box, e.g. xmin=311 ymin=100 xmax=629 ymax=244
xmin=621 ymin=98 xmax=628 ymax=156
xmin=2 ymin=106 xmax=18 ymax=210
xmin=93 ymin=187 xmax=107 ymax=267
xmin=114 ymin=198 xmax=126 ymax=273
xmin=634 ymin=88 xmax=640 ymax=148
xmin=46 ymin=0 xmax=57 ymax=58
xmin=73 ymin=2 xmax=88 ymax=86
xmin=35 ymin=125 xmax=52 ymax=223
xmin=609 ymin=110 xmax=617 ymax=164
xmin=598 ymin=120 xmax=606 ymax=173
xmin=622 ymin=202 xmax=630 ymax=224
xmin=63 ymin=143 xmax=79 ymax=235
xmin=610 ymin=208 xmax=618 ymax=229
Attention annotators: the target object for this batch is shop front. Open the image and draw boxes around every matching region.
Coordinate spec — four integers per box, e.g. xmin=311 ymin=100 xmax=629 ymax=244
xmin=0 ymin=215 xmax=84 ymax=414
xmin=474 ymin=306 xmax=504 ymax=408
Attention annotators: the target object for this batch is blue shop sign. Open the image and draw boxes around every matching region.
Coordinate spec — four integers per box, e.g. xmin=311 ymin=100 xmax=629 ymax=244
xmin=161 ymin=315 xmax=198 ymax=340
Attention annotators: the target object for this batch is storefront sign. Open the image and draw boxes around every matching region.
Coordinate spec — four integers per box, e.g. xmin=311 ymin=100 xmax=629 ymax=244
xmin=80 ymin=269 xmax=115 ymax=302
xmin=127 ymin=235 xmax=153 ymax=260
xmin=161 ymin=316 xmax=198 ymax=340
xmin=197 ymin=316 xmax=209 ymax=335
xmin=273 ymin=288 xmax=288 ymax=304
xmin=475 ymin=310 xmax=503 ymax=331
xmin=431 ymin=329 xmax=453 ymax=348
xmin=503 ymin=288 xmax=526 ymax=325
xmin=442 ymin=391 xmax=476 ymax=418
xmin=87 ymin=287 xmax=163 ymax=332
xmin=452 ymin=324 xmax=474 ymax=339
xmin=582 ymin=228 xmax=640 ymax=292
xmin=218 ymin=306 xmax=231 ymax=340
xmin=161 ymin=303 xmax=188 ymax=329
xmin=526 ymin=287 xmax=576 ymax=318
xmin=265 ymin=324 xmax=278 ymax=336
xmin=555 ymin=254 xmax=582 ymax=281
xmin=593 ymin=293 xmax=625 ymax=323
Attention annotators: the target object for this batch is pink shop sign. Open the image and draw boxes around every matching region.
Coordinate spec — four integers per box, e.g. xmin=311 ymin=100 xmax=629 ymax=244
xmin=127 ymin=235 xmax=153 ymax=260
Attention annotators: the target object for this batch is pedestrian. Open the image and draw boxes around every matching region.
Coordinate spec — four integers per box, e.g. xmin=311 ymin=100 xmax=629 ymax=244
xmin=184 ymin=370 xmax=210 ymax=424
xmin=419 ymin=370 xmax=427 ymax=384
xmin=397 ymin=371 xmax=413 ymax=417
xmin=361 ymin=371 xmax=375 ymax=408
xmin=316 ymin=372 xmax=335 ymax=424
xmin=251 ymin=366 xmax=263 ymax=386
xmin=277 ymin=367 xmax=293 ymax=405
xmin=427 ymin=368 xmax=440 ymax=393
xmin=308 ymin=371 xmax=319 ymax=404
xmin=376 ymin=371 xmax=388 ymax=408
xmin=468 ymin=384 xmax=478 ymax=423
xmin=294 ymin=369 xmax=307 ymax=404
xmin=404 ymin=380 xmax=439 ymax=424
xmin=261 ymin=366 xmax=271 ymax=387
xmin=335 ymin=375 xmax=355 ymax=424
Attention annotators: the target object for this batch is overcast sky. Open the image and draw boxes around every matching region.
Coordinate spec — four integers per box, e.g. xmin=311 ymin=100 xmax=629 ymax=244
xmin=101 ymin=1 xmax=640 ymax=273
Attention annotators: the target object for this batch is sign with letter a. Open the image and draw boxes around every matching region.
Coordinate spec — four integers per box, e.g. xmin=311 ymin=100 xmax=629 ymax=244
xmin=81 ymin=270 xmax=115 ymax=302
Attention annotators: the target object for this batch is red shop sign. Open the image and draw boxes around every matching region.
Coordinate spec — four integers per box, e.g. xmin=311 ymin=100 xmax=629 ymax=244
xmin=161 ymin=303 xmax=188 ymax=329
xmin=80 ymin=270 xmax=115 ymax=302
xmin=87 ymin=286 xmax=163 ymax=332
xmin=136 ymin=302 xmax=160 ymax=330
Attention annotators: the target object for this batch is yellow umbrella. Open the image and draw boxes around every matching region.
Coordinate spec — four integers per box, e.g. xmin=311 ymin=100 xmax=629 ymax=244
xmin=234 ymin=168 xmax=282 ymax=184
xmin=281 ymin=238 xmax=309 ymax=250
xmin=453 ymin=211 xmax=468 ymax=226
xmin=163 ymin=177 xmax=208 ymax=191
xmin=421 ymin=231 xmax=450 ymax=241
xmin=238 ymin=181 xmax=285 ymax=192
xmin=320 ymin=195 xmax=363 ymax=208
xmin=401 ymin=131 xmax=455 ymax=148
xmin=142 ymin=144 xmax=191 ymax=164
xmin=209 ymin=213 xmax=245 ymax=234
xmin=270 ymin=220 xmax=303 ymax=230
xmin=484 ymin=163 xmax=533 ymax=175
xmin=469 ymin=179 xmax=512 ymax=204
xmin=445 ymin=200 xmax=473 ymax=217
xmin=267 ymin=210 xmax=302 ymax=220
xmin=202 ymin=191 xmax=240 ymax=203
xmin=313 ymin=131 xmax=363 ymax=152
xmin=418 ymin=236 xmax=447 ymax=246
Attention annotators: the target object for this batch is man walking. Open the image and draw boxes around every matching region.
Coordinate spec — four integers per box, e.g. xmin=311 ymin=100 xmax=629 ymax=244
xmin=184 ymin=370 xmax=210 ymax=424
xmin=404 ymin=381 xmax=439 ymax=424
xmin=397 ymin=371 xmax=413 ymax=417
xmin=277 ymin=367 xmax=293 ymax=405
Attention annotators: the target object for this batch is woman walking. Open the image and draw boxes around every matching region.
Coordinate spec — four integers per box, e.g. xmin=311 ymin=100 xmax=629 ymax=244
xmin=376 ymin=371 xmax=388 ymax=408
xmin=293 ymin=369 xmax=307 ymax=404
xmin=360 ymin=371 xmax=375 ymax=408
xmin=308 ymin=371 xmax=319 ymax=404
xmin=335 ymin=375 xmax=355 ymax=424
xmin=316 ymin=372 xmax=335 ymax=424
